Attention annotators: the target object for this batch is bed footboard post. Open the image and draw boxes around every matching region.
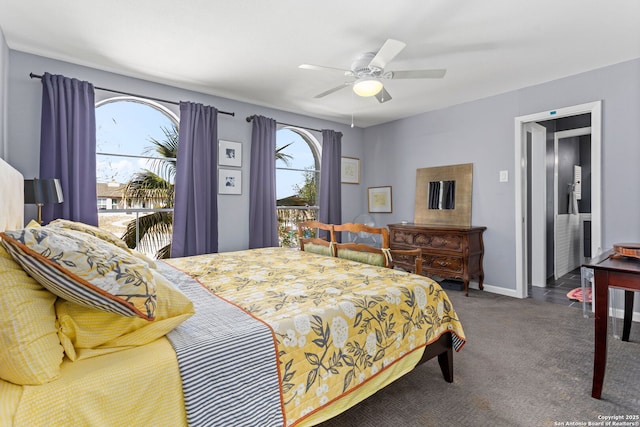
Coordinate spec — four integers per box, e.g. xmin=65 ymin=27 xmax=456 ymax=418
xmin=417 ymin=333 xmax=455 ymax=383
xmin=437 ymin=344 xmax=454 ymax=383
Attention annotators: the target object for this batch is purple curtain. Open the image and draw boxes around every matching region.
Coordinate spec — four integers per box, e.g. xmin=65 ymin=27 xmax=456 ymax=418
xmin=39 ymin=73 xmax=97 ymax=225
xmin=318 ymin=129 xmax=342 ymax=240
xmin=171 ymin=102 xmax=218 ymax=257
xmin=249 ymin=116 xmax=278 ymax=248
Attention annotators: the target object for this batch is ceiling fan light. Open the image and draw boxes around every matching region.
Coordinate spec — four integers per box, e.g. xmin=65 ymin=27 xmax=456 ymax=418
xmin=353 ymin=79 xmax=383 ymax=97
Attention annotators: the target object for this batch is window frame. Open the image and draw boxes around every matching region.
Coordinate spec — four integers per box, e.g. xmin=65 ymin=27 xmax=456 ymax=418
xmin=95 ymin=96 xmax=179 ymax=255
xmin=275 ymin=126 xmax=322 ymax=200
xmin=275 ymin=126 xmax=322 ymax=247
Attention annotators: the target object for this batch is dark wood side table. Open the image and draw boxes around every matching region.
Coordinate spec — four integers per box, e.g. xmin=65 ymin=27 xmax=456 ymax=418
xmin=583 ymin=251 xmax=638 ymax=399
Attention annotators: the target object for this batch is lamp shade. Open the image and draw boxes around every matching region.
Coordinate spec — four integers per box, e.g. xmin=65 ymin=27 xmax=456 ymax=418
xmin=24 ymin=178 xmax=64 ymax=205
xmin=353 ymin=79 xmax=384 ymax=97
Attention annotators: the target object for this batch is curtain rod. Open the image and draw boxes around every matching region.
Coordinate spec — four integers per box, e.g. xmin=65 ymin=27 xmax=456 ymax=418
xmin=29 ymin=73 xmax=235 ymax=117
xmin=245 ymin=115 xmax=322 ymax=133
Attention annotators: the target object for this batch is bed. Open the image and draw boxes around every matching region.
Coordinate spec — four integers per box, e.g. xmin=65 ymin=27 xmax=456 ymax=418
xmin=0 ymin=157 xmax=465 ymax=426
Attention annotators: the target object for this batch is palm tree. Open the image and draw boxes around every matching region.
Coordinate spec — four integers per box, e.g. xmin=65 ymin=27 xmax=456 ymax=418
xmin=276 ymin=142 xmax=294 ymax=166
xmin=123 ymin=131 xmax=294 ymax=258
xmin=122 ymin=124 xmax=177 ymax=258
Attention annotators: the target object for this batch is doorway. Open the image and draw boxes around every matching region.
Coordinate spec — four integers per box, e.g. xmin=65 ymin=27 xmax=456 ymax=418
xmin=514 ymin=101 xmax=602 ymax=299
xmin=552 ymin=126 xmax=591 ymax=280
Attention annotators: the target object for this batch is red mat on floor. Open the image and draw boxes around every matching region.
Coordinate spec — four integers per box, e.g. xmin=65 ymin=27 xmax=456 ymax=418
xmin=566 ymin=287 xmax=592 ymax=303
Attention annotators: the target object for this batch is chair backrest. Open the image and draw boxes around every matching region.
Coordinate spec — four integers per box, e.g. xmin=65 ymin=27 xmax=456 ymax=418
xmin=333 ymin=223 xmax=391 ymax=268
xmin=298 ymin=221 xmax=423 ymax=274
xmin=388 ymin=248 xmax=423 ymax=275
xmin=333 ymin=223 xmax=423 ymax=274
xmin=297 ymin=221 xmax=335 ymax=257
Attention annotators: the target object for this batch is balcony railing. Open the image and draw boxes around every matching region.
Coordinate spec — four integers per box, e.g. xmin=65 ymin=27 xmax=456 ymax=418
xmin=277 ymin=205 xmax=318 ymax=248
xmin=98 ymin=206 xmax=318 ymax=255
xmin=98 ymin=208 xmax=173 ymax=257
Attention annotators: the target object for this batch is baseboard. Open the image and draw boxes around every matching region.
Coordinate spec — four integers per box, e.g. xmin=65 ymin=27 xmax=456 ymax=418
xmin=609 ymin=307 xmax=640 ymax=324
xmin=467 ymin=281 xmax=521 ymax=298
xmin=477 ymin=282 xmax=639 ymax=323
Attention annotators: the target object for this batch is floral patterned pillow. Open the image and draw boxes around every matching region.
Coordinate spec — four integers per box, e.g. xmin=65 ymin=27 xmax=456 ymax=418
xmin=0 ymin=227 xmax=157 ymax=320
xmin=47 ymin=219 xmax=131 ymax=251
xmin=47 ymin=219 xmax=157 ymax=269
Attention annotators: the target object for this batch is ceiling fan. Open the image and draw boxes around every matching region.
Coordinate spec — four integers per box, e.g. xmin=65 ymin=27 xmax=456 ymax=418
xmin=299 ymin=39 xmax=446 ymax=103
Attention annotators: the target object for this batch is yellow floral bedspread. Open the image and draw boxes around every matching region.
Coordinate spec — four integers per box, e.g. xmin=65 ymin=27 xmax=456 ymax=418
xmin=166 ymin=247 xmax=465 ymax=426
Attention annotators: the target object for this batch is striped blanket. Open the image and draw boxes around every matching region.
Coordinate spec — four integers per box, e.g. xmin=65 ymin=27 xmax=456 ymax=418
xmin=159 ymin=262 xmax=284 ymax=427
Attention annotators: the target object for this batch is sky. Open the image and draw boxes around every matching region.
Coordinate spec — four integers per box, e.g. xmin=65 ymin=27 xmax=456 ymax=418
xmin=96 ymin=100 xmax=317 ymax=200
xmin=96 ymin=100 xmax=174 ymax=183
xmin=275 ymin=128 xmax=318 ymax=200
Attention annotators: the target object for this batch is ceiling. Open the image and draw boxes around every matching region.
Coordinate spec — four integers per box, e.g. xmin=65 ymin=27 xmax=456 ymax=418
xmin=1 ymin=1 xmax=639 ymax=128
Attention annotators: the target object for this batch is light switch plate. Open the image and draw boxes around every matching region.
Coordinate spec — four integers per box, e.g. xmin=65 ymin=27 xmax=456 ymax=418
xmin=499 ymin=170 xmax=509 ymax=182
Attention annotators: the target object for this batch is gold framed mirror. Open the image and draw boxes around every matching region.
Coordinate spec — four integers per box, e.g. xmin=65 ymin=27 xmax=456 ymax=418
xmin=414 ymin=163 xmax=473 ymax=226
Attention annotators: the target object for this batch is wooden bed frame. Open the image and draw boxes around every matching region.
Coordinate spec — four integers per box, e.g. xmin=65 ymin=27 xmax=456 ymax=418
xmin=419 ymin=333 xmax=453 ymax=382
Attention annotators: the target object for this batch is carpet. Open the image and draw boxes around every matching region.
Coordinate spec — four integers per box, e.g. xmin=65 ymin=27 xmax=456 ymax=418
xmin=317 ymin=289 xmax=639 ymax=427
xmin=567 ymin=286 xmax=592 ymax=303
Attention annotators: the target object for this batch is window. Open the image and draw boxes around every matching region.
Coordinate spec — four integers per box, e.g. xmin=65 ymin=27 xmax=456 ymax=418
xmin=275 ymin=127 xmax=321 ymax=247
xmin=95 ymin=97 xmax=178 ymax=258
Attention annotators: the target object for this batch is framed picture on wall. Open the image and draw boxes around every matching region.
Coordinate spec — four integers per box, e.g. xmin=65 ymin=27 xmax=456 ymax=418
xmin=218 ymin=140 xmax=242 ymax=167
xmin=218 ymin=168 xmax=242 ymax=195
xmin=341 ymin=157 xmax=360 ymax=184
xmin=368 ymin=186 xmax=392 ymax=213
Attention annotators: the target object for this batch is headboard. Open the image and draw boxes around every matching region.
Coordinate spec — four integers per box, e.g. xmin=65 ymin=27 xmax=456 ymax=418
xmin=0 ymin=157 xmax=24 ymax=231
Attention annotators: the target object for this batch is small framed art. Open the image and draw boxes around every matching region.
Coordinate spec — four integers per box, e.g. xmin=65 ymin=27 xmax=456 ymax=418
xmin=341 ymin=157 xmax=360 ymax=184
xmin=219 ymin=168 xmax=242 ymax=195
xmin=219 ymin=140 xmax=242 ymax=167
xmin=368 ymin=186 xmax=392 ymax=213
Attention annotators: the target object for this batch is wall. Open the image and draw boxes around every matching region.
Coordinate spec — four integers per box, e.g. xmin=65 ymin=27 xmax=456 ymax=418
xmin=6 ymin=49 xmax=640 ymax=295
xmin=5 ymin=51 xmax=365 ymax=251
xmin=363 ymin=57 xmax=640 ymax=294
xmin=0 ymin=28 xmax=8 ymax=159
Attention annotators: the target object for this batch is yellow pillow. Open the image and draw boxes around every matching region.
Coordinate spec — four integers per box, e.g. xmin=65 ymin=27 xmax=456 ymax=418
xmin=0 ymin=244 xmax=64 ymax=385
xmin=56 ymin=269 xmax=195 ymax=361
xmin=1 ymin=227 xmax=158 ymax=320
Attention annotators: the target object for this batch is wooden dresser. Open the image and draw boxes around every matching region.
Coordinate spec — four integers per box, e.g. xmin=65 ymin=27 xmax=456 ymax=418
xmin=388 ymin=223 xmax=486 ymax=296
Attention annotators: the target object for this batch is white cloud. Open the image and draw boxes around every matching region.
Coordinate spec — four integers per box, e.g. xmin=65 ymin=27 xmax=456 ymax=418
xmin=97 ymin=157 xmax=137 ymax=183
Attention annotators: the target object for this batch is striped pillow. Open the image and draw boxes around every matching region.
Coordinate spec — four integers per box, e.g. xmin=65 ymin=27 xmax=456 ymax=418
xmin=1 ymin=227 xmax=157 ymax=320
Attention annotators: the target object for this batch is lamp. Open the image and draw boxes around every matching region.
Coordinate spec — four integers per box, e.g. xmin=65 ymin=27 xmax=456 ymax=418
xmin=352 ymin=79 xmax=384 ymax=97
xmin=24 ymin=178 xmax=64 ymax=224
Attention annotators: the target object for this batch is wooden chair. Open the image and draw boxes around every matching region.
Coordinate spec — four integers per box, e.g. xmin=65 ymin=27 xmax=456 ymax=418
xmin=389 ymin=247 xmax=423 ymax=275
xmin=333 ymin=223 xmax=423 ymax=274
xmin=332 ymin=223 xmax=392 ymax=268
xmin=297 ymin=221 xmax=335 ymax=257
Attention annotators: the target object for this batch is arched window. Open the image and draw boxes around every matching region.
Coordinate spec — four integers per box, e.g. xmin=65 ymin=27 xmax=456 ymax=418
xmin=95 ymin=97 xmax=178 ymax=257
xmin=276 ymin=127 xmax=321 ymax=247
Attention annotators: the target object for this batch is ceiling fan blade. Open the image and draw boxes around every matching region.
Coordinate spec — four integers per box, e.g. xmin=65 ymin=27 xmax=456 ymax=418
xmin=314 ymin=82 xmax=352 ymax=98
xmin=390 ymin=69 xmax=447 ymax=79
xmin=299 ymin=64 xmax=353 ymax=76
xmin=369 ymin=39 xmax=407 ymax=70
xmin=375 ymin=87 xmax=392 ymax=103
